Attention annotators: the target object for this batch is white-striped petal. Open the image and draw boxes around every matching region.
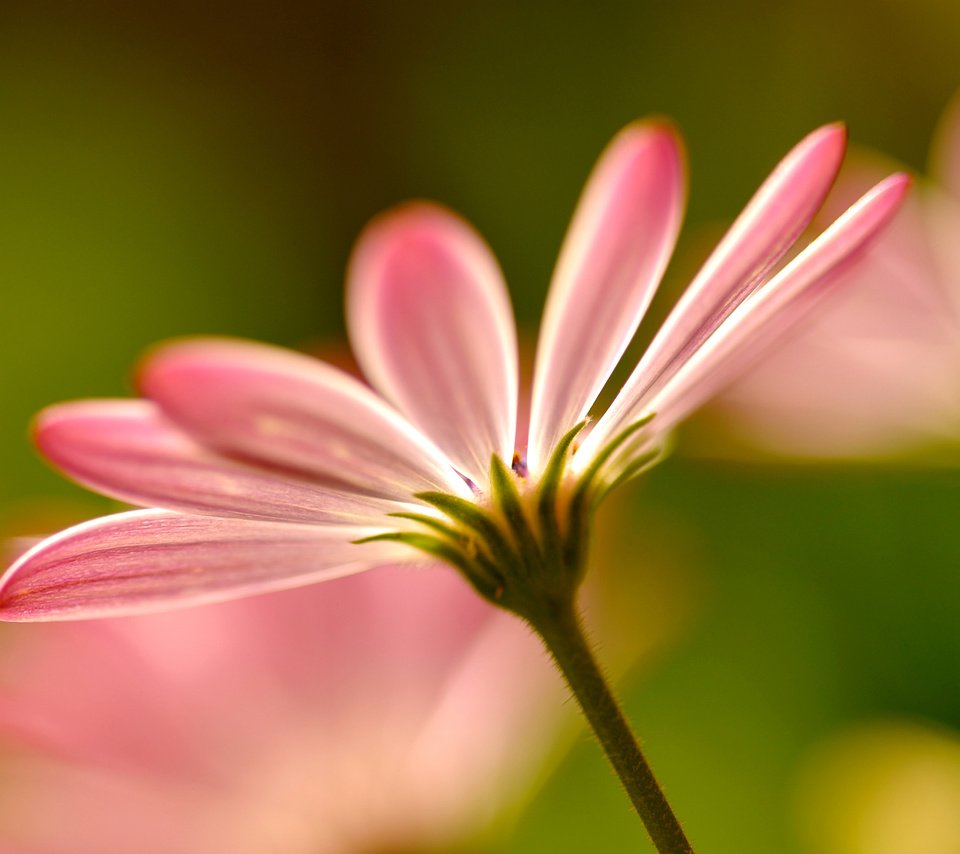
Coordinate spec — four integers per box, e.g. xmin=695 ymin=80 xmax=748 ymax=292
xmin=582 ymin=123 xmax=848 ymax=457
xmin=525 ymin=121 xmax=685 ymax=473
xmin=35 ymin=400 xmax=407 ymax=525
xmin=642 ymin=174 xmax=912 ymax=437
xmin=347 ymin=203 xmax=518 ymax=486
xmin=138 ymin=338 xmax=471 ymax=502
xmin=0 ymin=511 xmax=412 ymax=621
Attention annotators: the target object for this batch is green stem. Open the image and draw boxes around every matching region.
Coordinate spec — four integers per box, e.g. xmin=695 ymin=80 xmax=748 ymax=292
xmin=529 ymin=599 xmax=694 ymax=854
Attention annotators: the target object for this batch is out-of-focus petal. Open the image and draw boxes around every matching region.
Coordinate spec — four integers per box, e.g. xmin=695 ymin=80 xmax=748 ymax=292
xmin=931 ymin=90 xmax=960 ymax=199
xmin=138 ymin=338 xmax=471 ymax=502
xmin=0 ymin=762 xmax=226 ymax=854
xmin=347 ymin=203 xmax=517 ymax=486
xmin=406 ymin=602 xmax=564 ymax=826
xmin=0 ymin=510 xmax=410 ymax=621
xmin=925 ymin=188 xmax=960 ymax=321
xmin=35 ymin=400 xmax=410 ymax=525
xmin=643 ymin=174 xmax=912 ymax=435
xmin=716 ymin=175 xmax=960 ymax=458
xmin=0 ymin=561 xmax=578 ymax=852
xmin=581 ymin=123 xmax=848 ymax=458
xmin=525 ymin=121 xmax=685 ymax=473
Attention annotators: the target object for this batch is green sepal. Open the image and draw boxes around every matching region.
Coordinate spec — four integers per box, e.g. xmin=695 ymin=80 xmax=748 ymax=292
xmin=353 ymin=530 xmax=504 ymax=601
xmin=574 ymin=412 xmax=656 ymax=498
xmin=536 ymin=420 xmax=587 ymax=572
xmin=489 ymin=453 xmax=542 ymax=566
xmin=414 ymin=490 xmax=516 ymax=570
xmin=387 ymin=511 xmax=469 ymax=545
xmin=536 ymin=420 xmax=587 ymax=506
xmin=591 ymin=447 xmax=662 ymax=509
xmin=562 ymin=414 xmax=656 ymax=571
xmin=352 ymin=530 xmax=449 ymax=553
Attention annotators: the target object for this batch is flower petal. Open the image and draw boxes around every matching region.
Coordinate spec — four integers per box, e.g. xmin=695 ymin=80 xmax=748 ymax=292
xmin=35 ymin=400 xmax=407 ymax=525
xmin=640 ymin=174 xmax=912 ymax=436
xmin=931 ymin=90 xmax=960 ymax=199
xmin=0 ymin=510 xmax=413 ymax=621
xmin=525 ymin=121 xmax=685 ymax=473
xmin=138 ymin=338 xmax=471 ymax=502
xmin=583 ymin=123 xmax=848 ymax=456
xmin=347 ymin=203 xmax=518 ymax=486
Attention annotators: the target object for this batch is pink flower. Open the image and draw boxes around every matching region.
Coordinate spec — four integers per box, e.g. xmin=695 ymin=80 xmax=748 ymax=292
xmin=0 ymin=564 xmax=567 ymax=853
xmin=712 ymin=98 xmax=960 ymax=459
xmin=0 ymin=119 xmax=908 ymax=620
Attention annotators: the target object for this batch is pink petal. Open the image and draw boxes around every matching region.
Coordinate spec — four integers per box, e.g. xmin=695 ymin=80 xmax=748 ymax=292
xmin=347 ymin=203 xmax=518 ymax=486
xmin=644 ymin=174 xmax=912 ymax=434
xmin=406 ymin=603 xmax=566 ymax=821
xmin=583 ymin=123 xmax=848 ymax=456
xmin=0 ymin=761 xmax=221 ymax=854
xmin=525 ymin=121 xmax=685 ymax=472
xmin=0 ymin=510 xmax=411 ymax=621
xmin=139 ymin=338 xmax=471 ymax=502
xmin=35 ymin=400 xmax=407 ymax=525
xmin=924 ymin=190 xmax=960 ymax=322
xmin=0 ymin=562 xmax=569 ymax=851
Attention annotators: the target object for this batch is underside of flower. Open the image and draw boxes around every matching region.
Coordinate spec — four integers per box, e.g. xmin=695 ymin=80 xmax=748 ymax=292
xmin=0 ymin=119 xmax=909 ymax=624
xmin=359 ymin=416 xmax=660 ymax=622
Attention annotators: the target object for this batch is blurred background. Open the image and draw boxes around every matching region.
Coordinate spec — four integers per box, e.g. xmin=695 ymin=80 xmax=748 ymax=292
xmin=1 ymin=0 xmax=960 ymax=851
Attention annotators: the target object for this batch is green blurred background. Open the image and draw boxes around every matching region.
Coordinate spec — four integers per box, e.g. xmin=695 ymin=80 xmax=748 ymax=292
xmin=2 ymin=1 xmax=960 ymax=851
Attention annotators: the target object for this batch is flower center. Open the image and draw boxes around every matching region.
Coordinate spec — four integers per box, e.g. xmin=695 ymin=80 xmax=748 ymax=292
xmin=357 ymin=416 xmax=661 ymax=622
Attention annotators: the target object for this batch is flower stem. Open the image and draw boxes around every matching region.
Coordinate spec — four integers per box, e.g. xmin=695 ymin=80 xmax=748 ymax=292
xmin=528 ymin=599 xmax=694 ymax=854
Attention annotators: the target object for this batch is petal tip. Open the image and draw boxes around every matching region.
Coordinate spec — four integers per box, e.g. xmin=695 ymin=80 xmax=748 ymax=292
xmin=614 ymin=116 xmax=686 ymax=163
xmin=0 ymin=587 xmax=39 ymax=623
xmin=620 ymin=114 xmax=681 ymax=138
xmin=866 ymin=171 xmax=914 ymax=211
xmin=31 ymin=409 xmax=62 ymax=460
xmin=31 ymin=403 xmax=63 ymax=445
xmin=805 ymin=122 xmax=849 ymax=167
xmin=135 ymin=335 xmax=259 ymax=399
xmin=349 ymin=200 xmax=471 ymax=256
xmin=346 ymin=201 xmax=492 ymax=309
xmin=30 ymin=399 xmax=123 ymax=459
xmin=134 ymin=336 xmax=204 ymax=397
xmin=820 ymin=120 xmax=848 ymax=141
xmin=890 ymin=170 xmax=914 ymax=191
xmin=786 ymin=122 xmax=848 ymax=182
xmin=600 ymin=116 xmax=688 ymax=215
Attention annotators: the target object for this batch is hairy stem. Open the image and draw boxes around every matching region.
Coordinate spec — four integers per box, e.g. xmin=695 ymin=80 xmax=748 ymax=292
xmin=528 ymin=599 xmax=694 ymax=854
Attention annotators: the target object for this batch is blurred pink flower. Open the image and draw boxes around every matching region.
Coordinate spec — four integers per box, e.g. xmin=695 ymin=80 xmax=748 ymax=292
xmin=0 ymin=563 xmax=566 ymax=853
xmin=711 ymin=97 xmax=960 ymax=459
xmin=0 ymin=120 xmax=907 ymax=620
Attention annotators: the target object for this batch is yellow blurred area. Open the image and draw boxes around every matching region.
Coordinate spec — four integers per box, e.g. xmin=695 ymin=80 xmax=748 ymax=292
xmin=795 ymin=721 xmax=960 ymax=854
